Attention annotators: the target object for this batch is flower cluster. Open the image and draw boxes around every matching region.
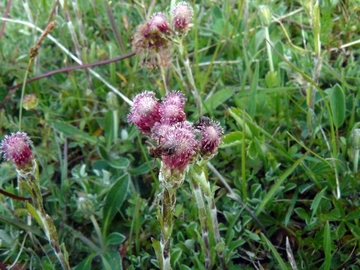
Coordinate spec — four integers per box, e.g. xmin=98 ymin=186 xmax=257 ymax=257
xmin=132 ymin=2 xmax=193 ymax=67
xmin=128 ymin=91 xmax=223 ymax=174
xmin=0 ymin=132 xmax=34 ymax=171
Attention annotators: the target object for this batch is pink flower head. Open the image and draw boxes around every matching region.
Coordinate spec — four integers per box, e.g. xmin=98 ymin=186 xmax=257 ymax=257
xmin=132 ymin=13 xmax=171 ymax=53
xmin=127 ymin=91 xmax=161 ymax=136
xmin=159 ymin=91 xmax=187 ymax=124
xmin=148 ymin=13 xmax=171 ymax=35
xmin=171 ymin=1 xmax=194 ymax=33
xmin=195 ymin=116 xmax=223 ymax=158
xmin=162 ymin=91 xmax=187 ymax=106
xmin=0 ymin=132 xmax=33 ymax=169
xmin=159 ymin=121 xmax=198 ymax=171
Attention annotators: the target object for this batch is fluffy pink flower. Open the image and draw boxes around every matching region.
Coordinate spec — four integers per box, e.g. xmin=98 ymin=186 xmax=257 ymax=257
xmin=159 ymin=121 xmax=198 ymax=171
xmin=148 ymin=13 xmax=171 ymax=34
xmin=0 ymin=132 xmax=33 ymax=169
xmin=158 ymin=91 xmax=187 ymax=124
xmin=162 ymin=91 xmax=187 ymax=106
xmin=127 ymin=91 xmax=161 ymax=136
xmin=195 ymin=116 xmax=223 ymax=158
xmin=171 ymin=2 xmax=194 ymax=33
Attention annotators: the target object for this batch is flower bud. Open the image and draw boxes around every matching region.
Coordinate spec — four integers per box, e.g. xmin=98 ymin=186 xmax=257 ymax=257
xmin=257 ymin=5 xmax=272 ymax=27
xmin=0 ymin=132 xmax=34 ymax=170
xmin=171 ymin=1 xmax=194 ymax=34
xmin=106 ymin=92 xmax=119 ymax=111
xmin=350 ymin=128 xmax=360 ymax=150
xmin=76 ymin=193 xmax=95 ymax=218
xmin=23 ymin=94 xmax=38 ymax=110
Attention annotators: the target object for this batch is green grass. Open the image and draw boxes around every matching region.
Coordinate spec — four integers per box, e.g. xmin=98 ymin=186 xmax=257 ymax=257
xmin=1 ymin=0 xmax=360 ymax=269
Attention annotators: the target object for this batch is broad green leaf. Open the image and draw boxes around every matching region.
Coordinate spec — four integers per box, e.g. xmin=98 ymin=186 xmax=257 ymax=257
xmin=248 ymin=140 xmax=258 ymax=159
xmin=294 ymin=207 xmax=310 ymax=222
xmin=323 ymin=221 xmax=331 ymax=270
xmin=109 ymin=157 xmax=130 ymax=169
xmin=255 ymin=153 xmax=306 ymax=216
xmin=98 ymin=145 xmax=130 ymax=169
xmin=127 ymin=163 xmax=150 ymax=175
xmin=101 ymin=251 xmax=122 ymax=270
xmin=260 ymin=233 xmax=288 ymax=270
xmin=328 ymin=84 xmax=345 ymax=128
xmin=310 ymin=187 xmax=327 ymax=219
xmin=98 ymin=144 xmax=110 ymax=161
xmin=220 ymin=131 xmax=243 ymax=148
xmin=106 ymin=232 xmax=126 ymax=245
xmin=346 ymin=222 xmax=360 ymax=239
xmin=345 ymin=209 xmax=360 ymax=221
xmin=171 ymin=248 xmax=182 ymax=267
xmin=51 ymin=121 xmax=97 ymax=144
xmin=102 ymin=174 xmax=129 ymax=235
xmin=73 ymin=254 xmax=95 ymax=270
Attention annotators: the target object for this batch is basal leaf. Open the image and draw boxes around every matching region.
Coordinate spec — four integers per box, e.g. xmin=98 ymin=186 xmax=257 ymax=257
xmin=102 ymin=174 xmax=129 ymax=236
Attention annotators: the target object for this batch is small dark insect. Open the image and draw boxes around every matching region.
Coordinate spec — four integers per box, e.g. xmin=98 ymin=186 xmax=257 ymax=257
xmin=147 ymin=136 xmax=176 ymax=168
xmin=194 ymin=116 xmax=211 ymax=128
xmin=148 ymin=143 xmax=175 ymax=158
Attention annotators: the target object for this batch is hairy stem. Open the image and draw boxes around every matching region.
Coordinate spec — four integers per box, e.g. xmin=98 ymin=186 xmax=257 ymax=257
xmin=190 ymin=177 xmax=211 ymax=269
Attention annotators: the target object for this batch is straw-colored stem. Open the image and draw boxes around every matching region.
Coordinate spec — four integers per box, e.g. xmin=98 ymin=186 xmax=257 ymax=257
xmin=177 ymin=38 xmax=202 ymax=116
xmin=190 ymin=164 xmax=226 ymax=269
xmin=159 ymin=188 xmax=176 ymax=270
xmin=190 ymin=178 xmax=211 ymax=269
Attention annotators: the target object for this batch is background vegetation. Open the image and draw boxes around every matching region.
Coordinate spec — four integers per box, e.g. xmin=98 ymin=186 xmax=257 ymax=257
xmin=1 ymin=0 xmax=360 ymax=269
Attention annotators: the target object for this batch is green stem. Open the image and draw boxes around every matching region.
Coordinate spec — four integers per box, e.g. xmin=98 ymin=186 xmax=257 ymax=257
xmin=178 ymin=38 xmax=202 ymax=116
xmin=159 ymin=188 xmax=176 ymax=270
xmin=353 ymin=149 xmax=359 ymax=173
xmin=190 ymin=164 xmax=226 ymax=269
xmin=18 ymin=59 xmax=33 ymax=131
xmin=264 ymin=27 xmax=274 ymax=72
xmin=112 ymin=110 xmax=118 ymax=144
xmin=20 ymin=163 xmax=71 ymax=270
xmin=190 ymin=175 xmax=211 ymax=269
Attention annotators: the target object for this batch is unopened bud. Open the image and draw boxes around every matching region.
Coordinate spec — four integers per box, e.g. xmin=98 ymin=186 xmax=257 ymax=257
xmin=350 ymin=128 xmax=360 ymax=150
xmin=23 ymin=94 xmax=38 ymax=110
xmin=257 ymin=5 xmax=272 ymax=27
xmin=106 ymin=92 xmax=119 ymax=111
xmin=77 ymin=193 xmax=95 ymax=218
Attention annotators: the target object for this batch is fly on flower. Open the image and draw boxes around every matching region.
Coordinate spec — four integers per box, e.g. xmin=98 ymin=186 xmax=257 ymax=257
xmin=147 ymin=136 xmax=176 ymax=159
